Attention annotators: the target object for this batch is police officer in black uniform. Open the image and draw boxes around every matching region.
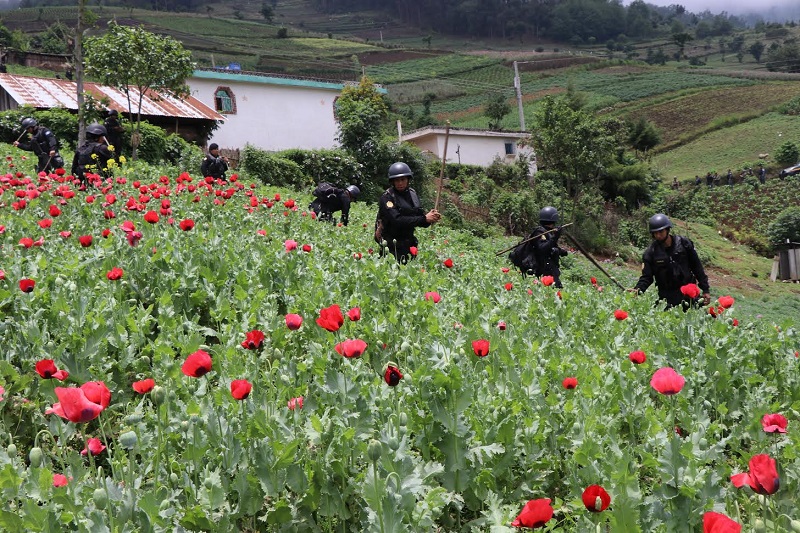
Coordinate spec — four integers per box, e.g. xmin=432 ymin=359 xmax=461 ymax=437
xmin=633 ymin=213 xmax=711 ymax=309
xmin=200 ymin=143 xmax=228 ymax=181
xmin=71 ymin=123 xmax=115 ymax=186
xmin=103 ymin=109 xmax=124 ymax=161
xmin=14 ymin=118 xmax=64 ymax=174
xmin=530 ymin=206 xmax=568 ymax=287
xmin=310 ymin=184 xmax=360 ymax=226
xmin=376 ymin=162 xmax=441 ymax=263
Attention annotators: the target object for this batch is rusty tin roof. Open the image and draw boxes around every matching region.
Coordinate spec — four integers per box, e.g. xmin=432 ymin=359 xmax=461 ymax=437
xmin=0 ymin=73 xmax=223 ymax=121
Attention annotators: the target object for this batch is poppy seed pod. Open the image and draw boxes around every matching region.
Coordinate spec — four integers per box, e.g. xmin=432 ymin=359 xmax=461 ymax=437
xmin=367 ymin=439 xmax=382 ymax=462
xmin=151 ymin=386 xmax=166 ymax=405
xmin=119 ymin=431 xmax=138 ymax=450
xmin=29 ymin=447 xmax=43 ymax=467
xmin=93 ymin=488 xmax=108 ymax=510
xmin=6 ymin=443 xmax=16 ymax=457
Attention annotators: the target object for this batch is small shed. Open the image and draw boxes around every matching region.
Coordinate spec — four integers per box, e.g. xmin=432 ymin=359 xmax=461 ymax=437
xmin=774 ymin=244 xmax=800 ymax=281
xmin=0 ymin=73 xmax=224 ymax=144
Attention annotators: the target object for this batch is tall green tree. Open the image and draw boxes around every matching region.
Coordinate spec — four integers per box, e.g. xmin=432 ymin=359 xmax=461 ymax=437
xmin=530 ymin=96 xmax=621 ymax=213
xmin=84 ymin=22 xmax=194 ymax=160
xmin=485 ymin=94 xmax=511 ymax=131
xmin=749 ymin=40 xmax=765 ymax=63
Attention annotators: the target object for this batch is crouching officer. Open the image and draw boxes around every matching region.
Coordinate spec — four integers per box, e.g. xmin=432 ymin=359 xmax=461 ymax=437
xmin=14 ymin=117 xmax=64 ymax=174
xmin=632 ymin=213 xmax=711 ymax=309
xmin=376 ymin=162 xmax=441 ymax=263
xmin=531 ymin=206 xmax=568 ymax=287
xmin=310 ymin=184 xmax=360 ymax=225
xmin=71 ymin=123 xmax=114 ymax=186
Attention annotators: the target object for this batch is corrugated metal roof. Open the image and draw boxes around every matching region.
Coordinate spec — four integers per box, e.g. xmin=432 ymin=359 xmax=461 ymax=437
xmin=0 ymin=73 xmax=224 ymax=121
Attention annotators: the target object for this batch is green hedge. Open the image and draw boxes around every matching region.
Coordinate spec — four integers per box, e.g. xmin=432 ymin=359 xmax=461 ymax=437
xmin=239 ymin=144 xmax=309 ymax=190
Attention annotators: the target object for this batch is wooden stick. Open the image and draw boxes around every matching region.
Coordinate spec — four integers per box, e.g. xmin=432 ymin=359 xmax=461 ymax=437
xmin=494 ymin=223 xmax=573 ymax=256
xmin=434 ymin=121 xmax=450 ymax=212
xmin=563 ymin=232 xmax=627 ymax=291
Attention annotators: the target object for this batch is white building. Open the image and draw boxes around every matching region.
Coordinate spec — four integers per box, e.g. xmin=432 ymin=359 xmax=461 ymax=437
xmin=188 ymin=69 xmax=384 ymax=152
xmin=401 ymin=126 xmax=535 ymax=171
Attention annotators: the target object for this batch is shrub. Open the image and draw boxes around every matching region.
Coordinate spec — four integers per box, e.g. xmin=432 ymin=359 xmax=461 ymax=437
xmin=779 ymin=95 xmax=800 ymax=116
xmin=277 ymin=27 xmax=288 ymax=38
xmin=767 ymin=206 xmax=800 ymax=246
xmin=123 ymin=121 xmax=168 ymax=165
xmin=239 ymin=144 xmax=309 ymax=189
xmin=278 ymin=148 xmax=364 ymax=188
xmin=775 ymin=141 xmax=800 ymax=166
xmin=165 ymin=133 xmax=203 ymax=171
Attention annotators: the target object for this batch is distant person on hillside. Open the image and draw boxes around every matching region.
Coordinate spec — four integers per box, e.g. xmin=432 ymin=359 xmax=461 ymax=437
xmin=671 ymin=177 xmax=679 ymax=190
xmin=694 ymin=175 xmax=701 ymax=186
xmin=706 ymin=172 xmax=713 ymax=188
xmin=631 ymin=213 xmax=711 ymax=310
xmin=309 ymin=183 xmax=360 ymax=226
xmin=14 ymin=117 xmax=64 ymax=174
xmin=200 ymin=143 xmax=228 ymax=181
xmin=375 ymin=162 xmax=441 ymax=263
xmin=727 ymin=169 xmax=734 ymax=188
xmin=759 ymin=165 xmax=766 ymax=185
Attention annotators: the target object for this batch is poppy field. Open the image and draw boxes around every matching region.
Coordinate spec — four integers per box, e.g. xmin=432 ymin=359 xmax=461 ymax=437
xmin=0 ymin=155 xmax=798 ymax=532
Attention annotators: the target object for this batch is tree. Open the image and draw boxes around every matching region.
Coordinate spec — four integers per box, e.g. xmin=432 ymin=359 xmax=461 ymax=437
xmin=530 ymin=96 xmax=620 ymax=209
xmin=260 ymin=3 xmax=274 ymax=22
xmin=84 ymin=22 xmax=194 ymax=161
xmin=775 ymin=141 xmax=799 ymax=166
xmin=485 ymin=94 xmax=511 ymax=130
xmin=749 ymin=40 xmax=765 ymax=63
xmin=671 ymin=31 xmax=693 ymax=60
xmin=767 ymin=206 xmax=800 ymax=246
xmin=627 ymin=117 xmax=661 ymax=154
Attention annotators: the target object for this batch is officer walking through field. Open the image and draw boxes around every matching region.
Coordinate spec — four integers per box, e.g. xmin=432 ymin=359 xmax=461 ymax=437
xmin=71 ymin=123 xmax=114 ymax=186
xmin=530 ymin=206 xmax=568 ymax=287
xmin=200 ymin=143 xmax=228 ymax=181
xmin=309 ymin=183 xmax=360 ymax=226
xmin=14 ymin=117 xmax=64 ymax=174
xmin=376 ymin=162 xmax=441 ymax=263
xmin=632 ymin=214 xmax=711 ymax=309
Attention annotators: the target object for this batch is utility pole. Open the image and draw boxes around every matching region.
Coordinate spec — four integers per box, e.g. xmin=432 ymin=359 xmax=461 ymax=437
xmin=513 ymin=61 xmax=525 ymax=131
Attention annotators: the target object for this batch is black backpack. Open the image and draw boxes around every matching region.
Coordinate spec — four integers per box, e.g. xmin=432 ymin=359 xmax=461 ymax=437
xmin=508 ymin=240 xmax=536 ymax=273
xmin=312 ymin=182 xmax=337 ymax=199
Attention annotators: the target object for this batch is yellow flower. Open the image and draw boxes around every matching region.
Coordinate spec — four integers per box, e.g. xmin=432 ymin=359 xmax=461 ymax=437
xmin=119 ymin=156 xmax=127 ymax=164
xmin=91 ymin=153 xmax=98 ymax=160
xmin=107 ymin=144 xmax=115 ymax=152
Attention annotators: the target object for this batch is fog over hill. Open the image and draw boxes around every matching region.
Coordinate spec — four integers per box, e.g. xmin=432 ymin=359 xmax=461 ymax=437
xmin=638 ymin=0 xmax=800 ymax=21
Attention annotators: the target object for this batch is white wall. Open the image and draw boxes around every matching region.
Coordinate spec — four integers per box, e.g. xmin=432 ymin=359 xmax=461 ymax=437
xmin=188 ymin=76 xmax=342 ymax=152
xmin=411 ymin=133 xmax=534 ymax=167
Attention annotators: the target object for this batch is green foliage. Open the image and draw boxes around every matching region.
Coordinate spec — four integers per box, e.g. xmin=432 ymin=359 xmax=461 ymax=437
xmin=336 ymin=76 xmax=389 ymax=157
xmin=118 ymin=121 xmax=167 ymax=165
xmin=29 ymin=21 xmax=70 ymax=54
xmin=278 ymin=148 xmax=364 ymax=188
xmin=779 ymin=95 xmax=800 ymax=116
xmin=601 ymin=162 xmax=653 ymax=210
xmin=164 ymin=133 xmax=203 ymax=170
xmin=277 ymin=27 xmax=288 ymax=38
xmin=627 ymin=117 xmax=661 ymax=153
xmin=766 ymin=41 xmax=800 ymax=73
xmin=0 ymin=106 xmax=78 ymax=150
xmin=775 ymin=141 xmax=800 ymax=166
xmin=239 ymin=144 xmax=309 ymax=189
xmin=485 ymin=94 xmax=511 ymax=131
xmin=767 ymin=206 xmax=800 ymax=246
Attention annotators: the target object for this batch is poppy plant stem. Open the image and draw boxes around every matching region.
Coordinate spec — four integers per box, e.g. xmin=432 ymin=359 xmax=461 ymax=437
xmin=98 ymin=416 xmax=118 ymax=482
xmin=216 ymin=409 xmax=228 ymax=470
xmin=372 ymin=460 xmax=386 ymax=533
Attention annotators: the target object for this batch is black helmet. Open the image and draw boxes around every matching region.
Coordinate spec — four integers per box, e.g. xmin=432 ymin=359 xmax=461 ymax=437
xmin=539 ymin=206 xmax=559 ymax=224
xmin=346 ymin=184 xmax=360 ymax=197
xmin=648 ymin=213 xmax=672 ymax=233
xmin=86 ymin=123 xmax=107 ymax=136
xmin=21 ymin=117 xmax=37 ymax=130
xmin=388 ymin=162 xmax=413 ymax=180
xmin=107 ymin=109 xmax=118 ymax=116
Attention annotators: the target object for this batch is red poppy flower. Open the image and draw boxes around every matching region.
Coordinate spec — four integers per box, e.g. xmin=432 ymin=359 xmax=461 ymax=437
xmin=81 ymin=437 xmax=106 ymax=456
xmin=731 ymin=454 xmax=780 ymax=495
xmin=179 ymin=219 xmax=195 ymax=231
xmin=284 ymin=239 xmax=298 ymax=252
xmin=703 ymin=511 xmax=741 ymax=533
xmin=181 ymin=350 xmax=213 ymax=377
xmin=650 ymin=367 xmax=685 ymax=395
xmin=80 ymin=381 xmax=111 ymax=409
xmin=335 ymin=339 xmax=367 ymax=358
xmin=285 ymin=313 xmax=303 ymax=330
xmin=498 ymin=321 xmax=507 ymax=331
xmin=19 ymin=237 xmax=33 ymax=248
xmin=302 ymin=244 xmax=312 ymax=252
xmin=78 ymin=235 xmax=93 ymax=247
xmin=629 ymin=350 xmax=646 ymax=364
xmin=38 ymin=218 xmax=52 ymax=229
xmin=316 ymin=304 xmax=344 ymax=332
xmin=510 ymin=498 xmax=554 ymax=528
xmin=614 ymin=309 xmax=628 ymax=320
xmin=102 ymin=229 xmax=111 ymax=238
xmin=106 ymin=267 xmax=124 ymax=280
xmin=409 ymin=246 xmax=418 ymax=256
xmin=126 ymin=230 xmax=142 ymax=247
xmin=52 ymin=474 xmax=68 ymax=487
xmin=384 ymin=365 xmax=403 ymax=386
xmin=347 ymin=307 xmax=361 ymax=321
xmin=241 ymin=330 xmax=265 ymax=350
xmin=424 ymin=291 xmax=441 ymax=303
xmin=562 ymin=377 xmax=578 ymax=389
xmin=443 ymin=258 xmax=454 ymax=268
xmin=680 ymin=283 xmax=701 ymax=299
xmin=732 ymin=318 xmax=739 ymax=327
xmin=501 ymin=267 xmax=510 ymax=273
xmin=230 ymin=379 xmax=252 ymax=400
xmin=132 ymin=378 xmax=155 ymax=394
xmin=143 ymin=210 xmax=159 ymax=223
xmin=761 ymin=413 xmax=788 ymax=434
xmin=581 ymin=485 xmax=611 ymax=512
xmin=287 ymin=396 xmax=304 ymax=410
xmin=708 ymin=305 xmax=724 ymax=318
xmin=353 ymin=252 xmax=362 ymax=259
xmin=50 ymin=387 xmax=104 ymax=423
xmin=35 ymin=359 xmax=69 ymax=380
xmin=541 ymin=275 xmax=555 ymax=286
xmin=504 ymin=283 xmax=513 ymax=291
xmin=590 ymin=277 xmax=597 ymax=285
xmin=718 ymin=295 xmax=735 ymax=309
xmin=472 ymin=339 xmax=490 ymax=357
xmin=19 ymin=278 xmax=35 ymax=293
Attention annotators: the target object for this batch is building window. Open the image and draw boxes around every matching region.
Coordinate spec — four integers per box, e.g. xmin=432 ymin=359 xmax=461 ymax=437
xmin=504 ymin=142 xmax=516 ymax=156
xmin=214 ymin=87 xmax=236 ymax=114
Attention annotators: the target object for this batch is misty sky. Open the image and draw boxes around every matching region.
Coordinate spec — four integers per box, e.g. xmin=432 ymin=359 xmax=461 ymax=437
xmin=629 ymin=0 xmax=800 ymax=18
